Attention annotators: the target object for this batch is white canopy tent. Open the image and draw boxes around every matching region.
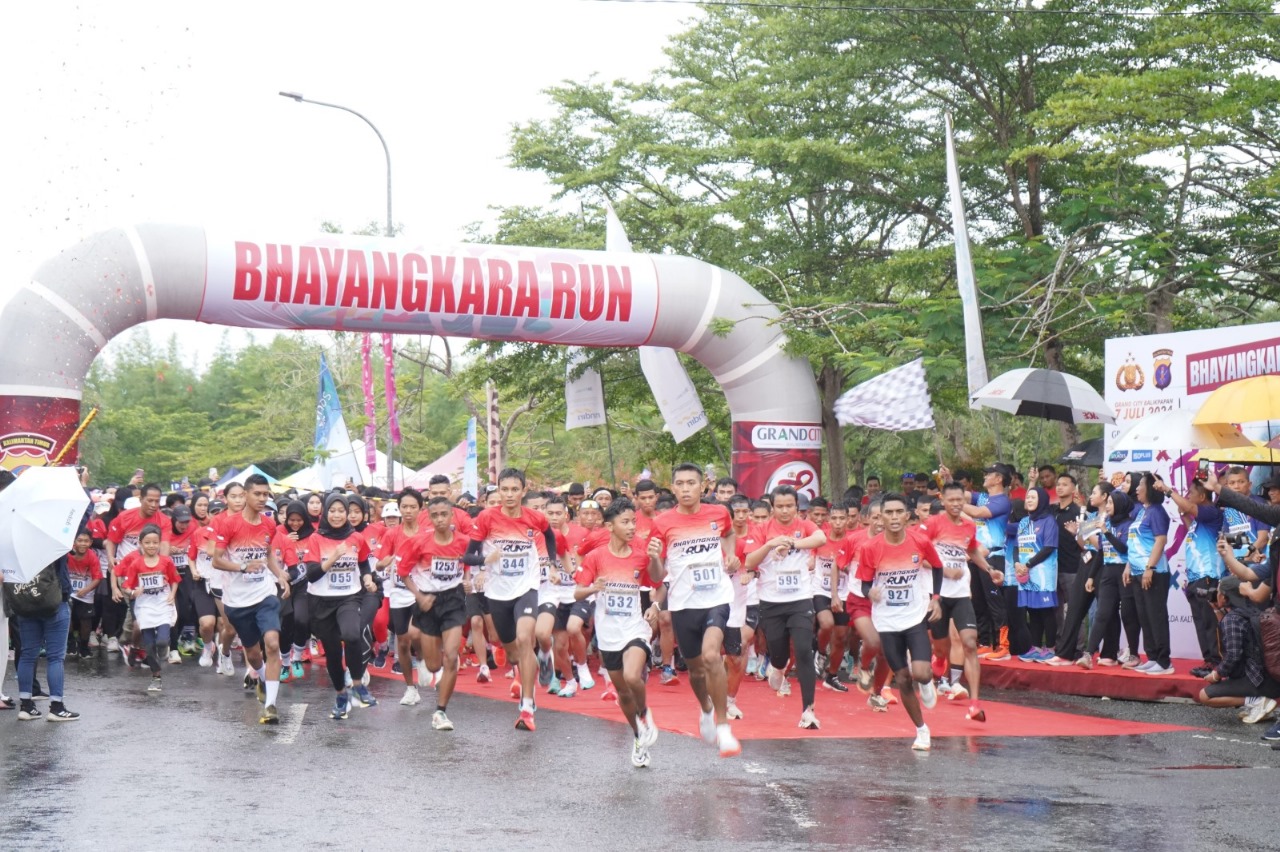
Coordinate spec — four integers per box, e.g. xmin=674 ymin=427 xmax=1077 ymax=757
xmin=279 ymin=440 xmax=414 ymax=492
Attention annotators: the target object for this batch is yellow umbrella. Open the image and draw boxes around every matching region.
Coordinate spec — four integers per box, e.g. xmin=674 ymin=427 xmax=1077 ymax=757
xmin=1192 ymin=375 xmax=1280 ymax=425
xmin=1191 ymin=442 xmax=1280 ymax=464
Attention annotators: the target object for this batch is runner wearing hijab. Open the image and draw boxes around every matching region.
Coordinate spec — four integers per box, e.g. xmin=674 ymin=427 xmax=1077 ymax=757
xmin=273 ymin=500 xmax=315 ymax=682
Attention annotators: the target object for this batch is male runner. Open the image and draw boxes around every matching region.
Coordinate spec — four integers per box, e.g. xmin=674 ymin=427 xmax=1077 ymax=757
xmin=211 ymin=475 xmax=292 ymax=724
xmin=815 ymin=500 xmax=853 ymax=692
xmin=725 ymin=494 xmax=762 ymax=719
xmin=648 ymin=463 xmax=741 ymax=757
xmin=856 ymin=493 xmax=945 ymax=750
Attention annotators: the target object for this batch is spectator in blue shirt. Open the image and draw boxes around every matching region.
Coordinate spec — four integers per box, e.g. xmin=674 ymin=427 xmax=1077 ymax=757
xmin=1159 ymin=477 xmax=1224 ymax=676
xmin=1127 ymin=473 xmax=1173 ymax=675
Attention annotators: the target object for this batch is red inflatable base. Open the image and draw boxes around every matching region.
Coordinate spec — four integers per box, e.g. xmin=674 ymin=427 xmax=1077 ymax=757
xmin=979 ymin=657 xmax=1206 ymax=703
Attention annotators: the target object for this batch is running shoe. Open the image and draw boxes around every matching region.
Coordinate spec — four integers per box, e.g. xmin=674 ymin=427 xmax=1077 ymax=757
xmin=511 ymin=677 xmax=524 ymax=701
xmin=199 ymin=647 xmax=214 ymax=668
xmin=823 ymin=673 xmax=849 ymax=693
xmin=1242 ymin=697 xmax=1277 ymax=724
xmin=578 ymin=669 xmax=596 ymax=691
xmin=1261 ymin=720 xmax=1280 ymax=742
xmin=0 ymin=695 xmax=14 ymax=710
xmin=392 ymin=660 xmax=403 ymax=675
xmin=799 ymin=707 xmax=820 ymax=730
xmin=1143 ymin=665 xmax=1175 ymax=676
xmin=767 ymin=664 xmax=785 ymax=693
xmin=631 ymin=739 xmax=651 ymax=768
xmin=477 ymin=665 xmax=491 ymax=684
xmin=558 ymin=679 xmax=578 ymax=698
xmin=78 ymin=650 xmax=93 ymax=660
xmin=1134 ymin=660 xmax=1158 ymax=673
xmin=660 ymin=665 xmax=679 ymax=686
xmin=856 ymin=666 xmax=874 ymax=694
xmin=515 ymin=709 xmax=536 ymax=731
xmin=218 ymin=655 xmax=236 ymax=676
xmin=699 ymin=709 xmax=717 ymax=744
xmin=1034 ymin=649 xmax=1057 ymax=663
xmin=601 ymin=684 xmax=617 ymax=702
xmin=260 ymin=704 xmax=279 ymax=725
xmin=88 ymin=633 xmax=100 ymax=650
xmin=918 ymin=680 xmax=938 ymax=710
xmin=231 ymin=636 xmax=243 ymax=650
xmin=638 ymin=709 xmax=659 ymax=748
xmin=400 ymin=686 xmax=421 ymax=706
xmin=1239 ymin=698 xmax=1259 ymax=720
xmin=107 ymin=637 xmax=121 ymax=653
xmin=547 ymin=675 xmax=561 ymax=695
xmin=372 ymin=648 xmax=388 ymax=669
xmin=948 ymin=683 xmax=970 ymax=701
xmin=120 ymin=642 xmax=135 ymax=666
xmin=432 ymin=709 xmax=455 ymax=731
xmin=936 ymin=677 xmax=952 ymax=697
xmin=537 ymin=650 xmax=553 ymax=687
xmin=1017 ymin=648 xmax=1043 ymax=663
xmin=302 ymin=644 xmax=314 ymax=663
xmin=966 ymin=705 xmax=986 ymax=723
xmin=867 ymin=694 xmax=890 ymax=712
xmin=1076 ymin=654 xmax=1094 ymax=671
xmin=717 ymin=725 xmax=742 ymax=758
xmin=415 ymin=660 xmax=430 ymax=686
xmin=291 ymin=661 xmax=305 ymax=680
xmin=243 ymin=672 xmax=257 ymax=690
xmin=777 ymin=678 xmax=792 ymax=697
xmin=814 ymin=652 xmax=828 ymax=676
xmin=279 ymin=666 xmax=291 ymax=683
xmin=1121 ymin=657 xmax=1144 ymax=670
xmin=881 ymin=686 xmax=898 ymax=705
xmin=984 ymin=649 xmax=1011 ymax=662
xmin=361 ymin=669 xmax=371 ymax=688
xmin=1096 ymin=658 xmax=1120 ymax=667
xmin=754 ymin=655 xmax=770 ymax=681
xmin=1189 ymin=666 xmax=1213 ymax=679
xmin=256 ymin=678 xmax=267 ymax=704
xmin=745 ymin=656 xmax=760 ymax=678
xmin=1045 ymin=655 xmax=1076 ymax=667
xmin=46 ymin=703 xmax=79 ymax=722
xmin=726 ymin=698 xmax=744 ymax=720
xmin=493 ymin=645 xmax=507 ymax=668
xmin=148 ymin=677 xmax=163 ymax=694
xmin=18 ymin=702 xmax=42 ymax=721
xmin=351 ymin=684 xmax=378 ymax=708
xmin=911 ymin=726 xmax=932 ymax=752
xmin=331 ymin=691 xmax=350 ymax=720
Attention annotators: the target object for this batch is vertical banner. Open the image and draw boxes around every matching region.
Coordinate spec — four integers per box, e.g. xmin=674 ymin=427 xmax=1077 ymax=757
xmin=486 ymin=381 xmax=501 ymax=484
xmin=605 ymin=201 xmax=708 ymax=444
xmin=313 ymin=352 xmax=354 ymax=486
xmin=945 ymin=113 xmax=989 ymax=407
xmin=381 ymin=333 xmax=401 ymax=445
xmin=463 ymin=417 xmax=479 ymax=498
xmin=361 ymin=333 xmax=377 ymax=472
xmin=639 ymin=347 xmax=708 ymax=443
xmin=565 ymin=349 xmax=607 ymax=430
xmin=731 ymin=422 xmax=822 ymax=501
xmin=0 ymin=395 xmax=81 ymax=470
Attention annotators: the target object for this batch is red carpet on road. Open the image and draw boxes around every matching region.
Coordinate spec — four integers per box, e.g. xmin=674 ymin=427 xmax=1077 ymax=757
xmin=980 ymin=657 xmax=1205 ymax=702
xmin=368 ymin=664 xmax=1197 ymax=741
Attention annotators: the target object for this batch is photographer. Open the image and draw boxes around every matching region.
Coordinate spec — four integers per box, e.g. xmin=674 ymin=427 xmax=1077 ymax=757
xmin=1204 ymin=471 xmax=1280 ymax=608
xmin=1153 ymin=476 xmax=1223 ymax=676
xmin=1194 ymin=575 xmax=1278 ymax=726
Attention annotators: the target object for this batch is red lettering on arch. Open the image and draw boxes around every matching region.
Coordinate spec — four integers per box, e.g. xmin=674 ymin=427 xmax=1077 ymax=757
xmin=485 ymin=259 xmax=514 ymax=316
xmin=341 ymin=251 xmax=369 ymax=309
xmin=579 ymin=264 xmax=605 ymax=321
xmin=319 ymin=248 xmax=344 ymax=307
xmin=513 ymin=261 xmax=539 ymax=317
xmin=294 ymin=247 xmax=322 ymax=305
xmin=550 ymin=262 xmax=576 ymax=319
xmin=233 ymin=241 xmax=263 ymax=300
xmin=457 ymin=257 xmax=485 ymax=314
xmin=265 ymin=243 xmax=292 ymax=303
xmin=368 ymin=252 xmax=396 ymax=310
xmin=605 ymin=266 xmax=632 ymax=322
xmin=401 ymin=253 xmax=428 ymax=311
xmin=429 ymin=255 xmax=456 ymax=314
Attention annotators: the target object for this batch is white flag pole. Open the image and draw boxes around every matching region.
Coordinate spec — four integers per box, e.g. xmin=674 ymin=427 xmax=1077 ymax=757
xmin=945 ymin=113 xmax=989 ymax=409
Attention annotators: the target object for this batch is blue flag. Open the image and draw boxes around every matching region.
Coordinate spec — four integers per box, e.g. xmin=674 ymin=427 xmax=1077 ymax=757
xmin=314 ymin=353 xmax=345 ymax=464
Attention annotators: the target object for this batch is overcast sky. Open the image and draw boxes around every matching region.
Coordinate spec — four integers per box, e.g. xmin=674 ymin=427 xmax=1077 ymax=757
xmin=0 ymin=1 xmax=692 ymax=366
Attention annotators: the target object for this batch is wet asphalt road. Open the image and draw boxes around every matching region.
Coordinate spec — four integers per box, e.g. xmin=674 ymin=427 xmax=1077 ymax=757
xmin=1 ymin=654 xmax=1277 ymax=851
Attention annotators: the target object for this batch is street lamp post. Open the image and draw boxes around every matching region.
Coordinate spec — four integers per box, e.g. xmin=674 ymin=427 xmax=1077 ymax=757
xmin=280 ymin=91 xmax=398 ymax=489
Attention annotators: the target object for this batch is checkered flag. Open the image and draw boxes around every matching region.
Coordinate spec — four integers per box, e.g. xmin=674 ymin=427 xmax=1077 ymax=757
xmin=833 ymin=358 xmax=935 ymax=432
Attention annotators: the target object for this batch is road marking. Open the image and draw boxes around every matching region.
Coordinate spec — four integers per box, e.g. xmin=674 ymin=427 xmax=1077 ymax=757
xmin=765 ymin=782 xmax=818 ymax=829
xmin=742 ymin=762 xmax=768 ymax=775
xmin=1191 ymin=733 xmax=1273 ymax=750
xmin=278 ymin=703 xmax=307 ymax=744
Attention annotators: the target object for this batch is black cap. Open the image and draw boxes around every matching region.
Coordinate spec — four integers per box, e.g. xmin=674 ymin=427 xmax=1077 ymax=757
xmin=568 ymin=482 xmax=585 ymax=496
xmin=171 ymin=505 xmax=192 ymax=522
xmin=1218 ymin=575 xmax=1249 ymax=610
xmin=209 ymin=500 xmax=227 ymax=514
xmin=1260 ymin=476 xmax=1280 ymax=494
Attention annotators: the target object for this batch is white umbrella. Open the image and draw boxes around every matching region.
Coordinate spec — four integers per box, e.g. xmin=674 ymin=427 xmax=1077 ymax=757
xmin=0 ymin=466 xmax=89 ymax=583
xmin=970 ymin=367 xmax=1115 ymax=425
xmin=1111 ymin=409 xmax=1254 ymax=454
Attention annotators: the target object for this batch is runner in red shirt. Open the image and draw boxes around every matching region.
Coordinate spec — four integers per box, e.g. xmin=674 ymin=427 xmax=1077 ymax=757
xmin=118 ymin=524 xmax=181 ymax=693
xmin=398 ymin=496 xmax=473 ymax=731
xmin=67 ymin=530 xmax=102 ymax=658
xmin=855 ymin=492 xmax=945 ymax=751
xmin=576 ymin=499 xmax=660 ymax=768
xmin=535 ymin=495 xmax=576 ymax=697
xmin=813 ymin=500 xmax=854 ymax=692
xmin=725 ymin=495 xmax=762 ymax=719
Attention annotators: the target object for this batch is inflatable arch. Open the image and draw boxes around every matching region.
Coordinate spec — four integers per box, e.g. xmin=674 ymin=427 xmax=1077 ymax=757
xmin=0 ymin=226 xmax=822 ymax=496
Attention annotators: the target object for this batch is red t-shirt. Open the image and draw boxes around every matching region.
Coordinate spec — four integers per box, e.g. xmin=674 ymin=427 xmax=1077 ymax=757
xmin=651 ymin=503 xmax=734 ymax=611
xmin=922 ymin=512 xmax=979 ymax=598
xmin=67 ymin=550 xmax=102 ymax=601
xmin=215 ymin=512 xmax=279 ymax=608
xmin=117 ymin=551 xmax=181 ymax=590
xmin=395 ymin=531 xmax=470 ymax=594
xmin=304 ymin=532 xmax=371 ymax=597
xmin=107 ymin=508 xmax=170 ymax=560
xmin=577 ymin=540 xmax=656 ymax=652
xmin=854 ymin=532 xmax=943 ymax=632
xmin=470 ymin=506 xmax=550 ymax=601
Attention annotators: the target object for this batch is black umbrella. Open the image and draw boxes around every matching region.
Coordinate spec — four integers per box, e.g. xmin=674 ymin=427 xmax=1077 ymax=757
xmin=1059 ymin=437 xmax=1104 ymax=468
xmin=970 ymin=368 xmax=1115 ymax=425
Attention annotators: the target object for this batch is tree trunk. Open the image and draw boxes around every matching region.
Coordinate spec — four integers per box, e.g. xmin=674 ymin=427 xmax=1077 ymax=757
xmin=1146 ymin=285 xmax=1176 ymax=334
xmin=1042 ymin=333 xmax=1079 ymax=451
xmin=819 ymin=360 xmax=848 ymax=496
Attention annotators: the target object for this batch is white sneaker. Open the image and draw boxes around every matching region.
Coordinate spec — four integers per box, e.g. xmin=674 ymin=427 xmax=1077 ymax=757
xmin=1142 ymin=665 xmax=1175 ymax=676
xmin=919 ymin=680 xmax=938 ymax=710
xmin=948 ymin=683 xmax=970 ymax=701
xmin=107 ymin=637 xmax=121 ymax=652
xmin=631 ymin=739 xmax=651 ymax=768
xmin=911 ymin=726 xmax=932 ymax=752
xmin=1243 ymin=697 xmax=1278 ymax=725
xmin=767 ymin=664 xmax=785 ymax=692
xmin=726 ymin=698 xmax=744 ymax=720
xmin=936 ymin=677 xmax=953 ymax=697
xmin=344 ymin=670 xmax=354 ymax=688
xmin=198 ymin=647 xmax=214 ymax=668
xmin=578 ymin=668 xmax=596 ymax=690
xmin=777 ymin=678 xmax=792 ymax=697
xmin=717 ymin=725 xmax=742 ymax=758
xmin=559 ymin=679 xmax=579 ymax=698
xmin=361 ymin=669 xmax=371 ymax=687
xmin=400 ymin=686 xmax=420 ymax=706
xmin=1239 ymin=697 xmax=1260 ymax=720
xmin=432 ymin=709 xmax=454 ymax=731
xmin=1134 ymin=660 xmax=1158 ymax=673
xmin=167 ymin=650 xmax=181 ymax=664
xmin=88 ymin=633 xmax=100 ymax=649
xmin=218 ymin=655 xmax=235 ymax=676
xmin=799 ymin=707 xmax=820 ymax=730
xmin=638 ymin=709 xmax=659 ymax=748
xmin=699 ymin=709 xmax=717 ymax=743
xmin=416 ymin=660 xmax=431 ymax=688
